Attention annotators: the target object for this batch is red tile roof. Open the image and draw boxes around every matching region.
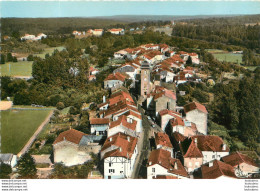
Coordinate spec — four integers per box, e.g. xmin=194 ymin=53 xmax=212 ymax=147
xmin=109 ymin=115 xmax=137 ymax=131
xmin=159 ymin=109 xmax=181 ymax=118
xmin=101 ymin=133 xmax=137 ymax=159
xmin=53 ymin=129 xmax=85 ymax=145
xmin=148 ymin=149 xmax=188 ymax=177
xmin=105 ymin=72 xmax=126 ymax=82
xmin=170 ymin=116 xmax=184 ymax=127
xmin=153 ymin=175 xmax=178 ymax=179
xmin=143 ymin=50 xmax=163 ymax=60
xmin=221 ymin=152 xmax=258 ymax=168
xmin=183 ymin=135 xmax=229 ymax=158
xmin=201 ymin=160 xmax=237 ymax=179
xmin=109 ymin=91 xmax=134 ymax=106
xmin=172 ymin=132 xmax=186 ymax=143
xmin=90 ymin=118 xmax=110 ymax=125
xmin=152 ymin=86 xmax=176 ymax=100
xmin=184 ymin=102 xmax=208 ymax=114
xmin=155 ymin=132 xmax=173 ymax=148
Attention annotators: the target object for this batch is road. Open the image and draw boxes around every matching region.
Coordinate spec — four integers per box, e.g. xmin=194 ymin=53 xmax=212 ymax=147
xmin=131 ymin=105 xmax=153 ymax=179
xmin=17 ymin=110 xmax=54 ymax=158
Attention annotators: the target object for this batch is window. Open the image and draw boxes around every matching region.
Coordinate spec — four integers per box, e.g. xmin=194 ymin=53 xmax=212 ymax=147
xmin=109 ymin=163 xmax=112 ymax=167
xmin=120 ymin=171 xmax=123 ymax=174
xmin=152 ymin=168 xmax=155 ymax=172
xmin=212 ymin=155 xmax=215 ymax=159
xmin=109 ymin=169 xmax=115 ymax=173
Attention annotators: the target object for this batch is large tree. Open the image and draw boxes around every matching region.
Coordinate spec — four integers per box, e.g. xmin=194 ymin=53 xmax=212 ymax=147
xmin=17 ymin=153 xmax=37 ymax=178
xmin=0 ymin=163 xmax=12 ymax=179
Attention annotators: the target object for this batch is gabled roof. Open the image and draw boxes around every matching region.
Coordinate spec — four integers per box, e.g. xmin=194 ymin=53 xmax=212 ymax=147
xmin=155 ymin=132 xmax=173 ymax=148
xmin=170 ymin=116 xmax=185 ymax=127
xmin=201 ymin=160 xmax=237 ymax=179
xmin=182 ymin=135 xmax=229 ymax=158
xmin=53 ymin=129 xmax=85 ymax=145
xmin=152 ymin=86 xmax=176 ymax=100
xmin=105 ymin=72 xmax=126 ymax=82
xmin=109 ymin=115 xmax=137 ymax=131
xmin=109 ymin=91 xmax=134 ymax=106
xmin=172 ymin=132 xmax=186 ymax=143
xmin=159 ymin=109 xmax=181 ymax=118
xmin=148 ymin=149 xmax=188 ymax=177
xmin=90 ymin=118 xmax=110 ymax=125
xmin=184 ymin=102 xmax=208 ymax=114
xmin=101 ymin=133 xmax=137 ymax=159
xmin=221 ymin=152 xmax=258 ymax=168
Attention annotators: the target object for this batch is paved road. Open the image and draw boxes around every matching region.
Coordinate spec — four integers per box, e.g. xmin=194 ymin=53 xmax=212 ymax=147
xmin=131 ymin=105 xmax=152 ymax=179
xmin=17 ymin=110 xmax=54 ymax=158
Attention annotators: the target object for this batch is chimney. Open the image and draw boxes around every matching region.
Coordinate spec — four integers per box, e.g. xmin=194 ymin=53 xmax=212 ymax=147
xmin=209 ymin=161 xmax=213 ymax=167
xmin=127 ymin=136 xmax=130 ymax=142
xmin=149 ymin=161 xmax=152 ymax=165
xmin=119 ymin=147 xmax=122 ymax=152
xmin=194 ymin=138 xmax=197 ymax=146
xmin=103 ymin=95 xmax=106 ymax=103
xmin=222 ymin=144 xmax=226 ymax=151
xmin=174 ymin=161 xmax=178 ymax=170
xmin=110 ymin=137 xmax=112 ymax=142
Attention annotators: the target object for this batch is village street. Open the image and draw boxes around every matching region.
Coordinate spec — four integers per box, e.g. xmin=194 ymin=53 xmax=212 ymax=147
xmin=131 ymin=105 xmax=153 ymax=178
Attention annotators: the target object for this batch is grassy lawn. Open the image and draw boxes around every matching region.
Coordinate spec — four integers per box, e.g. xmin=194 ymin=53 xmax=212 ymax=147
xmin=33 ymin=46 xmax=65 ymax=59
xmin=1 ymin=109 xmax=52 ymax=154
xmin=213 ymin=53 xmax=242 ymax=64
xmin=0 ymin=61 xmax=33 ymax=76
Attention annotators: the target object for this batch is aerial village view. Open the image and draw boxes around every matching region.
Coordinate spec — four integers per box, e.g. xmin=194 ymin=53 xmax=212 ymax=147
xmin=0 ymin=1 xmax=259 ymax=184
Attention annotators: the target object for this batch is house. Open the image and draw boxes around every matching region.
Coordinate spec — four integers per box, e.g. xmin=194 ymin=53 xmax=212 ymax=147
xmin=174 ymin=74 xmax=187 ymax=85
xmin=141 ymin=50 xmax=164 ymax=65
xmin=21 ymin=34 xmax=35 ymax=41
xmin=89 ymin=67 xmax=99 ymax=75
xmin=108 ymin=28 xmax=125 ymax=35
xmin=53 ymin=129 xmax=102 ymax=166
xmin=169 ymin=116 xmax=197 ymax=136
xmin=188 ymin=53 xmax=200 ymax=65
xmin=0 ymin=154 xmax=17 ymax=168
xmin=90 ymin=118 xmax=110 ymax=136
xmin=147 ymin=149 xmax=189 ymax=179
xmin=158 ymin=109 xmax=182 ymax=132
xmin=180 ymin=135 xmax=230 ymax=173
xmin=148 ymin=86 xmax=177 ymax=116
xmin=221 ymin=152 xmax=260 ymax=177
xmin=92 ymin=29 xmax=104 ymax=36
xmin=72 ymin=31 xmax=80 ymax=35
xmin=88 ymin=75 xmax=96 ymax=81
xmin=154 ymin=132 xmax=173 ymax=157
xmin=201 ymin=160 xmax=237 ymax=179
xmin=104 ymin=72 xmax=126 ymax=89
xmin=140 ymin=44 xmax=159 ymax=51
xmin=101 ymin=133 xmax=138 ymax=179
xmin=113 ymin=62 xmax=138 ymax=80
xmin=184 ymin=102 xmax=208 ymax=135
xmin=108 ymin=115 xmax=137 ymax=137
xmin=35 ymin=33 xmax=47 ymax=40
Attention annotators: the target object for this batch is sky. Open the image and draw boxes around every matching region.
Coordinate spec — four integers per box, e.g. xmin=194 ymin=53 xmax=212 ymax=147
xmin=1 ymin=1 xmax=260 ymax=18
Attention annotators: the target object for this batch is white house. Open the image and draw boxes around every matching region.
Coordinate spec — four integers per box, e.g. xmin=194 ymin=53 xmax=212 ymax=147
xmin=184 ymin=102 xmax=208 ymax=135
xmin=108 ymin=115 xmax=137 ymax=137
xmin=108 ymin=28 xmax=125 ymax=35
xmin=147 ymin=149 xmax=189 ymax=179
xmin=21 ymin=34 xmax=35 ymax=41
xmin=92 ymin=29 xmax=104 ymax=36
xmin=104 ymin=72 xmax=126 ymax=89
xmin=101 ymin=133 xmax=138 ymax=179
xmin=90 ymin=118 xmax=110 ymax=136
xmin=0 ymin=154 xmax=17 ymax=168
xmin=53 ymin=129 xmax=102 ymax=166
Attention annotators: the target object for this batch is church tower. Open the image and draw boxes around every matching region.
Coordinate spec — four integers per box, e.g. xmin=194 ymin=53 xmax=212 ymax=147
xmin=140 ymin=63 xmax=151 ymax=97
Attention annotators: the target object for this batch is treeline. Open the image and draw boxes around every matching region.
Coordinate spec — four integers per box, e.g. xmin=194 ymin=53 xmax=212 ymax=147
xmin=173 ymin=24 xmax=259 ymax=52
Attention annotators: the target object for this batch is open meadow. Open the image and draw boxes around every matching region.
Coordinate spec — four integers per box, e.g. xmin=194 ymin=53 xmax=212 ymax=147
xmin=33 ymin=46 xmax=65 ymax=59
xmin=213 ymin=53 xmax=243 ymax=64
xmin=0 ymin=61 xmax=33 ymax=77
xmin=1 ymin=109 xmax=53 ymax=154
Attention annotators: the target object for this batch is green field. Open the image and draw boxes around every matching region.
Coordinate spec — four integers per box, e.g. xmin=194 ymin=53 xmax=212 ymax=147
xmin=212 ymin=53 xmax=243 ymax=64
xmin=33 ymin=46 xmax=65 ymax=59
xmin=1 ymin=109 xmax=52 ymax=154
xmin=0 ymin=61 xmax=33 ymax=77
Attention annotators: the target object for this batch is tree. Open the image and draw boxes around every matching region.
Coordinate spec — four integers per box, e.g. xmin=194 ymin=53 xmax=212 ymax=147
xmin=1 ymin=54 xmax=5 ymax=64
xmin=0 ymin=163 xmax=12 ymax=179
xmin=7 ymin=53 xmax=13 ymax=62
xmin=17 ymin=153 xmax=37 ymax=178
xmin=13 ymin=57 xmax=18 ymax=62
xmin=56 ymin=102 xmax=65 ymax=110
xmin=27 ymin=55 xmax=34 ymax=61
